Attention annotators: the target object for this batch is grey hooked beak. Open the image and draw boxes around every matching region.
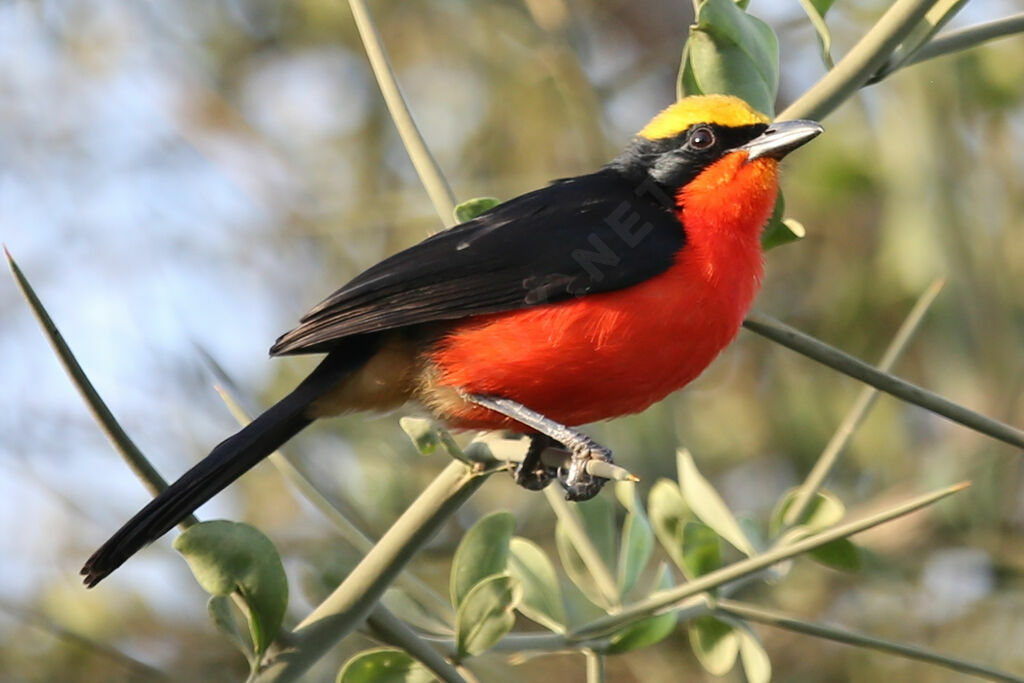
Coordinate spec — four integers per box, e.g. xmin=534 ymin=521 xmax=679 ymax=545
xmin=739 ymin=119 xmax=823 ymax=161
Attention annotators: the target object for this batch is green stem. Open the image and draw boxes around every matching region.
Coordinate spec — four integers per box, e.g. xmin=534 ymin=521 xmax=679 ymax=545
xmin=867 ymin=0 xmax=967 ymax=83
xmin=783 ymin=278 xmax=944 ymax=527
xmin=571 ymin=482 xmax=967 ymax=640
xmin=347 ymin=0 xmax=456 ymax=225
xmin=584 ymin=649 xmax=605 ymax=683
xmin=544 ymin=487 xmax=622 ymax=609
xmin=742 ymin=311 xmax=1024 ymax=450
xmin=900 ymin=13 xmax=1024 ymax=69
xmin=215 ymin=387 xmax=454 ymax=622
xmin=366 ymin=605 xmax=467 ymax=683
xmin=256 ymin=461 xmax=488 ymax=682
xmin=0 ymin=597 xmax=170 ymax=681
xmin=5 ymin=247 xmax=196 ymax=525
xmin=777 ymin=0 xmax=937 ymax=121
xmin=715 ymin=600 xmax=1021 ymax=683
xmin=422 ymin=630 xmax=615 ymax=657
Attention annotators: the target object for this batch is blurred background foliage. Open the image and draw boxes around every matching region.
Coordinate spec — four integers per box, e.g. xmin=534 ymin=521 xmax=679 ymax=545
xmin=2 ymin=0 xmax=1023 ymax=680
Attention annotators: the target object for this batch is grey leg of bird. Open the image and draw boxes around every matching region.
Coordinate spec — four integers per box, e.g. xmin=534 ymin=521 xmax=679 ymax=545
xmin=463 ymin=394 xmax=611 ymax=501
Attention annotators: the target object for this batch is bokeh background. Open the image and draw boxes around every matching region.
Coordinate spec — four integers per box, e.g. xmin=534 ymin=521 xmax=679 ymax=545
xmin=2 ymin=0 xmax=1023 ymax=680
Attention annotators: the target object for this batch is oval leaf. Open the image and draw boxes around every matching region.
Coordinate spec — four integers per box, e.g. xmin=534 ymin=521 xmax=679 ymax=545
xmin=509 ymin=537 xmax=567 ymax=633
xmin=769 ymin=488 xmax=845 ymax=537
xmin=606 ymin=563 xmax=677 ymax=654
xmin=617 ymin=509 xmax=654 ymax=596
xmin=737 ymin=622 xmax=772 ymax=683
xmin=680 ymin=0 xmax=780 ymax=116
xmin=382 ymin=589 xmax=453 ymax=635
xmin=450 ymin=511 xmax=515 ymax=608
xmin=207 ymin=595 xmax=254 ymax=663
xmin=455 ymin=574 xmax=522 ymax=657
xmin=555 ymin=520 xmax=611 ymax=610
xmin=648 ymin=478 xmax=691 ymax=570
xmin=808 ymin=538 xmax=862 ymax=572
xmin=174 ymin=520 xmax=287 ymax=658
xmin=574 ymin=495 xmax=617 ymax=570
xmin=688 ymin=615 xmax=739 ymax=676
xmin=337 ymin=648 xmax=434 ymax=683
xmin=761 ymin=194 xmax=807 ymax=251
xmin=681 ymin=520 xmax=722 ymax=579
xmin=453 ymin=196 xmax=500 ymax=223
xmin=400 ymin=417 xmax=441 ymax=455
xmin=677 ymin=449 xmax=755 ymax=556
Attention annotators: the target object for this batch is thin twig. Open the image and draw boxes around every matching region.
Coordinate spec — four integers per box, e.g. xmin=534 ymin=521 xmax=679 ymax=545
xmin=214 ymin=386 xmax=455 ymax=623
xmin=0 ymin=597 xmax=170 ymax=681
xmin=872 ymin=12 xmax=1024 ymax=83
xmin=5 ymin=247 xmax=195 ymax=524
xmin=783 ymin=278 xmax=945 ymax=527
xmin=544 ymin=487 xmax=622 ymax=609
xmin=584 ymin=649 xmax=606 ymax=683
xmin=742 ymin=311 xmax=1024 ymax=450
xmin=866 ymin=0 xmax=968 ymax=83
xmin=347 ymin=0 xmax=457 ymax=225
xmin=777 ymin=0 xmax=936 ymax=121
xmin=571 ymin=482 xmax=968 ymax=640
xmin=365 ymin=606 xmax=467 ymax=683
xmin=255 ymin=461 xmax=489 ymax=683
xmin=715 ymin=599 xmax=1021 ymax=683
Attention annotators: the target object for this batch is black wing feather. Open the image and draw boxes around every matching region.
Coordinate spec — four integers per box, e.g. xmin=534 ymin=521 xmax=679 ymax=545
xmin=271 ymin=168 xmax=684 ymax=355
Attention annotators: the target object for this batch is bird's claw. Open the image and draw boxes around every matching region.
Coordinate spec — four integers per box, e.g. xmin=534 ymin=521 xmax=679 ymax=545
xmin=511 ymin=459 xmax=557 ymax=490
xmin=558 ymin=440 xmax=612 ymax=501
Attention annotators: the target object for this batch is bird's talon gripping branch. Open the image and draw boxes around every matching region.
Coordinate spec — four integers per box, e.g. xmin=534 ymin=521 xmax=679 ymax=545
xmin=511 ymin=434 xmax=559 ymax=490
xmin=463 ymin=393 xmax=612 ymax=500
xmin=558 ymin=438 xmax=612 ymax=501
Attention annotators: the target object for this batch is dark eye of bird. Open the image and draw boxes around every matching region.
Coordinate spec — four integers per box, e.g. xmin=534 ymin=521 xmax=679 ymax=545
xmin=688 ymin=126 xmax=716 ymax=150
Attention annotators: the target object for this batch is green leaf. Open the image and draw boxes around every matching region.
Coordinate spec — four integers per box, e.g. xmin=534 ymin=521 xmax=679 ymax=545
xmin=574 ymin=495 xmax=617 ymax=570
xmin=769 ymin=488 xmax=845 ymax=537
xmin=736 ymin=622 xmax=772 ymax=683
xmin=337 ymin=648 xmax=434 ymax=683
xmin=400 ymin=417 xmax=469 ymax=462
xmin=677 ymin=449 xmax=755 ymax=556
xmin=761 ymin=194 xmax=806 ymax=251
xmin=207 ymin=595 xmax=255 ymax=664
xmin=400 ymin=417 xmax=440 ymax=455
xmin=174 ymin=521 xmax=288 ymax=658
xmin=797 ymin=0 xmax=835 ymax=67
xmin=606 ymin=564 xmax=676 ymax=654
xmin=453 ymin=196 xmax=500 ymax=223
xmin=688 ymin=615 xmax=739 ymax=676
xmin=381 ymin=589 xmax=453 ymax=635
xmin=808 ymin=538 xmax=863 ymax=572
xmin=648 ymin=478 xmax=691 ymax=571
xmin=450 ymin=511 xmax=515 ymax=608
xmin=681 ymin=520 xmax=722 ymax=579
xmin=680 ymin=0 xmax=780 ymax=116
xmin=617 ymin=508 xmax=655 ymax=596
xmin=455 ymin=574 xmax=522 ymax=657
xmin=555 ymin=520 xmax=611 ymax=610
xmin=508 ymin=537 xmax=567 ymax=633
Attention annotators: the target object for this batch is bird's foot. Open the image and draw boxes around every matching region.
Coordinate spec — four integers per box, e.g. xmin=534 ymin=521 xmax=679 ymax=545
xmin=511 ymin=434 xmax=558 ymax=491
xmin=558 ymin=436 xmax=612 ymax=501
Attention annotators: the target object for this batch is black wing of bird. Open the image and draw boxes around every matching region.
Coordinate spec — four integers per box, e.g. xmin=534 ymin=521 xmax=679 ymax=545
xmin=270 ymin=168 xmax=685 ymax=355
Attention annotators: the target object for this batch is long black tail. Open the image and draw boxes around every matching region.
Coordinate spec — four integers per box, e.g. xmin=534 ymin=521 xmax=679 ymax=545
xmin=81 ymin=347 xmax=374 ymax=587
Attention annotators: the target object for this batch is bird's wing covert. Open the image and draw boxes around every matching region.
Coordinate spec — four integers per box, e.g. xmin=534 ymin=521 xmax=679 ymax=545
xmin=270 ymin=169 xmax=685 ymax=355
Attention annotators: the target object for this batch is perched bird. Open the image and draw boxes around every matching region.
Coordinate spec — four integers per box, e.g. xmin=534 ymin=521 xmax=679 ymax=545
xmin=82 ymin=94 xmax=822 ymax=587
